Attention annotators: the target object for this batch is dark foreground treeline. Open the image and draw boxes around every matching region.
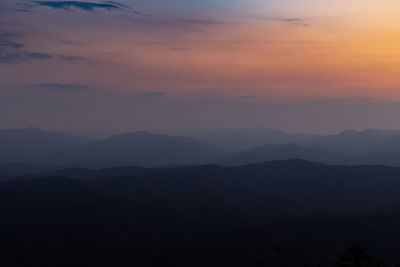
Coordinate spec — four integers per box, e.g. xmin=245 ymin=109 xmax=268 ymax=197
xmin=3 ymin=160 xmax=400 ymax=266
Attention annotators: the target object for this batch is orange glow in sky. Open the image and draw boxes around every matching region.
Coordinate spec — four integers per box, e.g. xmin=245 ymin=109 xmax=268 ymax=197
xmin=2 ymin=0 xmax=400 ymax=132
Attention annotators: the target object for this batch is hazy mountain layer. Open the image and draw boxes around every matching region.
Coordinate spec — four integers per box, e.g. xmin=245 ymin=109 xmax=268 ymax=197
xmin=0 ymin=127 xmax=90 ymax=163
xmin=4 ymin=128 xmax=400 ymax=168
xmin=49 ymin=131 xmax=227 ymax=167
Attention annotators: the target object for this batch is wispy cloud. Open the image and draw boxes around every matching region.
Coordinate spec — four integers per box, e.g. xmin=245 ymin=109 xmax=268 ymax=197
xmin=282 ymin=18 xmax=309 ymax=27
xmin=0 ymin=50 xmax=53 ymax=63
xmin=259 ymin=17 xmax=309 ymax=27
xmin=31 ymin=83 xmax=95 ymax=91
xmin=25 ymin=52 xmax=53 ymax=60
xmin=0 ymin=33 xmax=24 ymax=49
xmin=0 ymin=39 xmax=24 ymax=49
xmin=144 ymin=17 xmax=223 ymax=28
xmin=0 ymin=50 xmax=85 ymax=63
xmin=36 ymin=1 xmax=120 ymax=11
xmin=35 ymin=1 xmax=122 ymax=11
xmin=0 ymin=33 xmax=86 ymax=63
xmin=58 ymin=55 xmax=85 ymax=61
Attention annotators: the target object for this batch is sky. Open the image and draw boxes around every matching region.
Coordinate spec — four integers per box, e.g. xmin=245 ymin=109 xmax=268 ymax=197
xmin=1 ymin=0 xmax=400 ymax=135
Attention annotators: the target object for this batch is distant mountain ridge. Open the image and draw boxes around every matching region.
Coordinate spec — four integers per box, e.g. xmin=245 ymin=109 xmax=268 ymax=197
xmin=0 ymin=127 xmax=90 ymax=163
xmin=303 ymin=129 xmax=400 ymax=154
xmin=219 ymin=129 xmax=400 ymax=167
xmin=4 ymin=127 xmax=400 ymax=168
xmin=197 ymin=128 xmax=320 ymax=151
xmin=48 ymin=131 xmax=227 ymax=167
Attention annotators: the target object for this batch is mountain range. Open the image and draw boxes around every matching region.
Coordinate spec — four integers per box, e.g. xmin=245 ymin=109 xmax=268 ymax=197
xmin=303 ymin=129 xmax=400 ymax=154
xmin=3 ymin=127 xmax=400 ymax=168
xmin=0 ymin=127 xmax=90 ymax=163
xmin=47 ymin=131 xmax=226 ymax=167
xmin=196 ymin=128 xmax=320 ymax=151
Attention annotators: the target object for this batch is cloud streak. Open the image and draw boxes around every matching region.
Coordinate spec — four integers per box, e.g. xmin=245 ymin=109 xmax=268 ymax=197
xmin=0 ymin=50 xmax=53 ymax=63
xmin=58 ymin=55 xmax=86 ymax=61
xmin=31 ymin=83 xmax=95 ymax=91
xmin=0 ymin=33 xmax=86 ymax=63
xmin=25 ymin=52 xmax=53 ymax=60
xmin=282 ymin=18 xmax=309 ymax=27
xmin=34 ymin=1 xmax=130 ymax=12
xmin=258 ymin=17 xmax=309 ymax=27
xmin=0 ymin=50 xmax=85 ymax=63
xmin=0 ymin=33 xmax=25 ymax=49
xmin=0 ymin=39 xmax=24 ymax=49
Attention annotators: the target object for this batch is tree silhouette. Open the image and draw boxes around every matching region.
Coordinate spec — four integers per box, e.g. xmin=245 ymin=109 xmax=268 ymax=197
xmin=274 ymin=245 xmax=303 ymax=267
xmin=335 ymin=243 xmax=387 ymax=267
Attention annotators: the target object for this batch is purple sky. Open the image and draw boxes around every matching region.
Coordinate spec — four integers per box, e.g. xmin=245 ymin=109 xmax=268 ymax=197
xmin=1 ymin=0 xmax=400 ymax=135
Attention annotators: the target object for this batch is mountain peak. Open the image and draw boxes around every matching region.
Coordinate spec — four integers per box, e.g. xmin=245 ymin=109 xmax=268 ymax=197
xmin=338 ymin=129 xmax=359 ymax=136
xmin=25 ymin=127 xmax=42 ymax=131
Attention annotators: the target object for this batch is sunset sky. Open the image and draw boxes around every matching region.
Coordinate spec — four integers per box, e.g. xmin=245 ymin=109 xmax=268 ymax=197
xmin=1 ymin=0 xmax=400 ymax=135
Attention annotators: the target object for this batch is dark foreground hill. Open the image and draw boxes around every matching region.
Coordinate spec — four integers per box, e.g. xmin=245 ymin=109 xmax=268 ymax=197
xmin=3 ymin=160 xmax=400 ymax=266
xmin=218 ymin=144 xmax=349 ymax=166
